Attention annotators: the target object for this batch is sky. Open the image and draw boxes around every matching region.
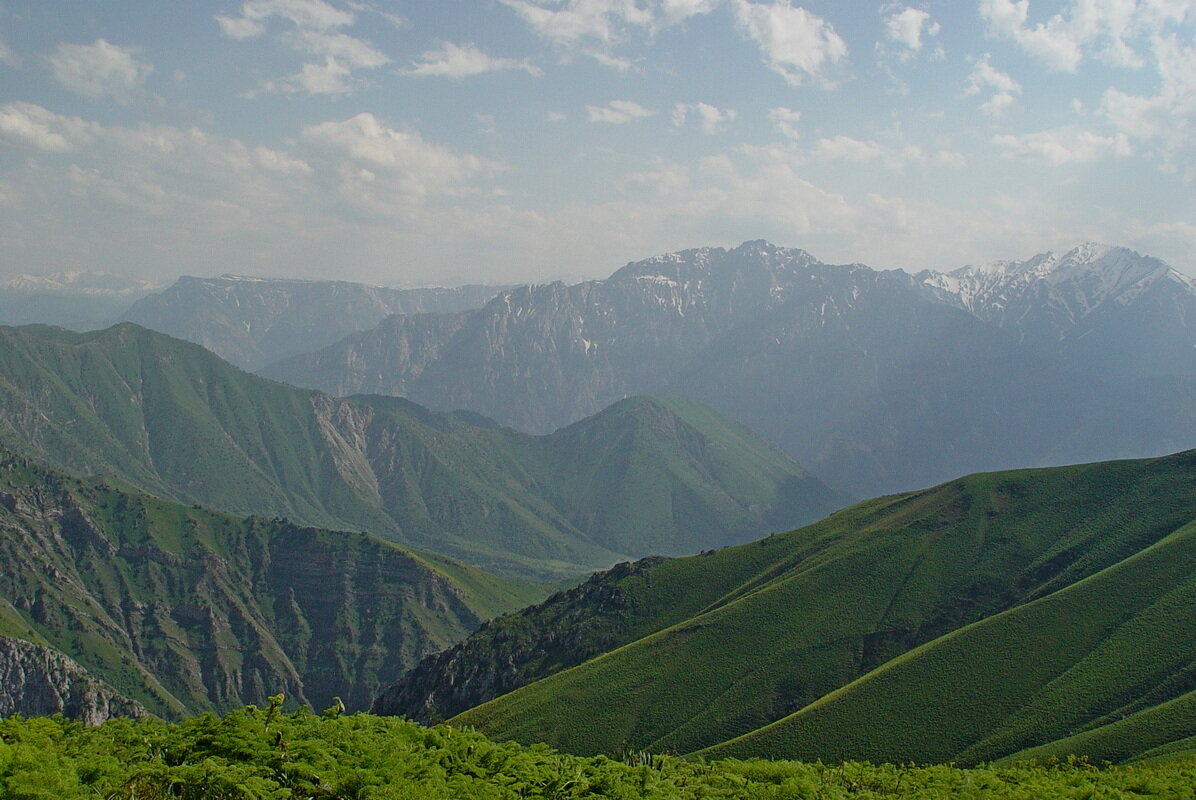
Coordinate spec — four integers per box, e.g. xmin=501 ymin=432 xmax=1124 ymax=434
xmin=0 ymin=0 xmax=1193 ymax=286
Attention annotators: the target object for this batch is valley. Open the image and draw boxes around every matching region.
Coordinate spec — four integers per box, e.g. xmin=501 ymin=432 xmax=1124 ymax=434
xmin=0 ymin=240 xmax=1193 ymax=795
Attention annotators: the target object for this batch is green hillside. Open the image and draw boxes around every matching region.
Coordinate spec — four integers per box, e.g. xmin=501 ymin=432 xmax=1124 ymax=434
xmin=0 ymin=448 xmax=540 ymax=717
xmin=704 ymin=515 xmax=1196 ymax=765
xmin=5 ymin=710 xmax=1195 ymax=800
xmin=0 ymin=323 xmax=844 ymax=579
xmin=440 ymin=450 xmax=1196 ymax=763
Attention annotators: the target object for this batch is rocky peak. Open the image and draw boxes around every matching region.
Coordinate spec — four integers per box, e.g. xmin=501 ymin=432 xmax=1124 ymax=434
xmin=0 ymin=636 xmax=147 ymax=724
xmin=922 ymin=243 xmax=1191 ymax=325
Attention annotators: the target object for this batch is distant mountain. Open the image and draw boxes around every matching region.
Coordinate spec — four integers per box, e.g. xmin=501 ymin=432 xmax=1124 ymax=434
xmin=0 ymin=323 xmax=841 ymax=579
xmin=0 ymin=271 xmax=159 ymax=331
xmin=380 ymin=450 xmax=1196 ymax=765
xmin=919 ymin=243 xmax=1196 ymax=381
xmin=263 ymin=241 xmax=1196 ymax=497
xmin=123 ymin=275 xmax=505 ymax=370
xmin=0 ymin=448 xmax=538 ymax=717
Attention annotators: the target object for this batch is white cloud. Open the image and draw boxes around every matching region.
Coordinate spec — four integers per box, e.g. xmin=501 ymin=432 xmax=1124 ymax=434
xmin=813 ymin=135 xmax=887 ymax=163
xmin=217 ymin=0 xmax=389 ymax=96
xmin=0 ymin=102 xmax=96 ymax=152
xmin=993 ymin=126 xmax=1133 ymax=164
xmin=732 ymin=1 xmax=848 ymax=87
xmin=769 ymin=106 xmax=802 ymax=140
xmin=883 ymin=4 xmax=940 ymax=51
xmin=0 ymin=103 xmax=502 ymax=281
xmin=658 ymin=0 xmax=721 ymax=25
xmin=48 ymin=39 xmax=152 ymax=102
xmin=0 ymin=34 xmax=19 ymax=67
xmin=1100 ymin=33 xmax=1196 ymax=165
xmin=215 ymin=15 xmax=266 ymax=39
xmin=585 ymin=49 xmax=637 ymax=71
xmin=587 ymin=99 xmax=655 ymax=123
xmin=228 ymin=0 xmax=355 ymax=32
xmin=979 ymin=0 xmax=1085 ymax=71
xmin=965 ymin=55 xmax=1022 ymax=117
xmin=345 ymin=1 xmax=407 ymax=29
xmin=405 ymin=42 xmax=542 ymax=79
xmin=810 ymin=135 xmax=928 ymax=171
xmin=980 ymin=0 xmax=1196 ymax=73
xmin=476 ymin=113 xmax=498 ymax=135
xmin=936 ymin=150 xmax=968 ymax=167
xmin=496 ymin=0 xmax=717 ymax=69
xmin=499 ymin=1 xmax=850 ymax=85
xmin=0 ymin=105 xmax=321 ymax=231
xmin=673 ymin=102 xmax=737 ymax=133
xmin=285 ymin=28 xmax=389 ymax=68
xmin=275 ymin=57 xmax=353 ymax=95
xmin=499 ymin=0 xmax=654 ymax=47
xmin=301 ymin=113 xmax=488 ymax=210
xmin=253 ymin=145 xmax=313 ymax=175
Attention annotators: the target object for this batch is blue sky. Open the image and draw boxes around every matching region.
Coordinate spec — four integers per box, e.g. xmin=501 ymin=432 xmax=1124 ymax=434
xmin=0 ymin=0 xmax=1193 ymax=284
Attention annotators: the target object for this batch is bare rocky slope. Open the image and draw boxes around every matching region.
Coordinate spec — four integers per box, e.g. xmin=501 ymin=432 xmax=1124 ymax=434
xmin=0 ymin=636 xmax=147 ymax=724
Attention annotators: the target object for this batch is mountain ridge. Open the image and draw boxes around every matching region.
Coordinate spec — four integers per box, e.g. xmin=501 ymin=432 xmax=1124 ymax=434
xmin=0 ymin=322 xmax=842 ymax=580
xmin=379 ymin=449 xmax=1196 ymax=765
xmin=121 ymin=275 xmax=507 ymax=370
xmin=263 ymin=240 xmax=1196 ymax=497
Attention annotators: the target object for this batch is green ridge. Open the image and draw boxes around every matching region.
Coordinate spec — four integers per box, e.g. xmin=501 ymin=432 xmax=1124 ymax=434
xmin=442 ymin=450 xmax=1196 ymax=763
xmin=0 ymin=323 xmax=845 ymax=580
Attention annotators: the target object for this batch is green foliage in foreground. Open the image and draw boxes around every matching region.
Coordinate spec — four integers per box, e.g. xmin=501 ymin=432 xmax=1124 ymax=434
xmin=2 ymin=709 xmax=1195 ymax=800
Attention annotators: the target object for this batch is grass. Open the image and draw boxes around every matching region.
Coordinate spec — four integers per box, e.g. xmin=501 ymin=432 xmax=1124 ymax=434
xmin=439 ymin=450 xmax=1196 ymax=764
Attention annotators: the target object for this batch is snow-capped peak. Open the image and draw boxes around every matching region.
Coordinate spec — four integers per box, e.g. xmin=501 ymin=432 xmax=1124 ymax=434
xmin=919 ymin=243 xmax=1194 ymax=340
xmin=947 ymin=243 xmax=1183 ymax=301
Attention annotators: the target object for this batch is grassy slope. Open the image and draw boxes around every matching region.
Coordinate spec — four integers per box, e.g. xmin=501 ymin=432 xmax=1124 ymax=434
xmin=703 ymin=517 xmax=1196 ymax=765
xmin=374 ymin=530 xmax=837 ymax=721
xmin=528 ymin=395 xmax=848 ymax=555
xmin=0 ymin=324 xmax=842 ymax=580
xmin=451 ymin=451 xmax=1196 ymax=762
xmin=0 ymin=449 xmax=541 ymax=717
xmin=1011 ymin=688 xmax=1196 ymax=765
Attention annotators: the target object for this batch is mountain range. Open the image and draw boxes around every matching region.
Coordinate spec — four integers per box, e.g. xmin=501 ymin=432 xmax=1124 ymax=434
xmin=256 ymin=241 xmax=1196 ymax=497
xmin=0 ymin=240 xmax=1193 ymax=771
xmin=0 ymin=322 xmax=842 ymax=580
xmin=0 ymin=271 xmax=160 ymax=332
xmin=121 ymin=275 xmax=505 ymax=371
xmin=377 ymin=449 xmax=1196 ymax=765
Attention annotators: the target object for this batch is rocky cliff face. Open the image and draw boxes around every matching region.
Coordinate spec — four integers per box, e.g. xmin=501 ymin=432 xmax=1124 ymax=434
xmin=0 ymin=636 xmax=147 ymax=724
xmin=264 ymin=241 xmax=1196 ymax=498
xmin=123 ymin=275 xmax=504 ymax=370
xmin=0 ymin=451 xmax=535 ymax=717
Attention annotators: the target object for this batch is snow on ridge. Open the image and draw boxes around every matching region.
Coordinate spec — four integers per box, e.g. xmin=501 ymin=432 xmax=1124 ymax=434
xmin=1 ymin=271 xmax=159 ymax=295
